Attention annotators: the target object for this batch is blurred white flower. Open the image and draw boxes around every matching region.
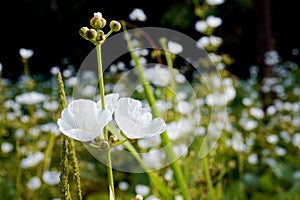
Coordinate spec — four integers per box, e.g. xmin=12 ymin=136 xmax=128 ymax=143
xmin=27 ymin=176 xmax=41 ymax=190
xmin=115 ymin=98 xmax=166 ymax=139
xmin=16 ymin=91 xmax=47 ymax=105
xmin=0 ymin=62 xmax=2 ymax=72
xmin=19 ymin=48 xmax=34 ymax=59
xmin=42 ymin=171 xmax=60 ymax=185
xmin=118 ymin=181 xmax=129 ymax=191
xmin=21 ymin=152 xmax=44 ymax=168
xmin=145 ymin=195 xmax=159 ymax=200
xmin=266 ymin=134 xmax=279 ymax=144
xmin=1 ymin=142 xmax=13 ymax=153
xmin=143 ymin=65 xmax=171 ymax=86
xmin=137 ymin=134 xmax=161 ymax=149
xmin=176 ymin=100 xmax=194 ymax=114
xmin=206 ymin=15 xmax=222 ymax=28
xmin=135 ymin=184 xmax=150 ymax=196
xmin=275 ymin=146 xmax=287 ymax=156
xmin=129 ymin=8 xmax=147 ymax=21
xmin=249 ymin=107 xmax=264 ymax=119
xmin=43 ymin=100 xmax=59 ymax=111
xmin=206 ymin=0 xmax=225 ymax=5
xmin=50 ymin=66 xmax=60 ymax=75
xmin=292 ymin=133 xmax=300 ymax=149
xmin=264 ymin=50 xmax=280 ymax=66
xmin=134 ymin=194 xmax=144 ymax=200
xmin=168 ymin=41 xmax=183 ymax=54
xmin=195 ymin=20 xmax=208 ymax=33
xmin=57 ymin=99 xmax=112 ymax=142
xmin=197 ymin=36 xmax=210 ymax=48
xmin=248 ymin=153 xmax=258 ymax=165
xmin=209 ymin=35 xmax=223 ymax=47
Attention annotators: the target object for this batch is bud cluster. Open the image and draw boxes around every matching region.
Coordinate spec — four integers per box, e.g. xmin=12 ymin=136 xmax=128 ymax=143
xmin=80 ymin=12 xmax=121 ymax=45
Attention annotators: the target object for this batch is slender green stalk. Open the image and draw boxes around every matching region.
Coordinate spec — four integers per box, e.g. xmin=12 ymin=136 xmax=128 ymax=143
xmin=68 ymin=138 xmax=83 ymax=200
xmin=122 ymin=22 xmax=191 ymax=200
xmin=202 ymin=156 xmax=217 ymax=200
xmin=15 ymin=139 xmax=21 ymax=200
xmin=58 ymin=72 xmax=72 ymax=200
xmin=96 ymin=44 xmax=115 ymax=200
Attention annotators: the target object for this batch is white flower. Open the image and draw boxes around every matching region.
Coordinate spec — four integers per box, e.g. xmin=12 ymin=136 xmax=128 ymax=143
xmin=94 ymin=12 xmax=102 ymax=18
xmin=27 ymin=177 xmax=41 ymax=190
xmin=206 ymin=0 xmax=225 ymax=5
xmin=248 ymin=153 xmax=258 ymax=165
xmin=195 ymin=20 xmax=208 ymax=33
xmin=249 ymin=107 xmax=264 ymax=119
xmin=197 ymin=36 xmax=210 ymax=48
xmin=209 ymin=35 xmax=223 ymax=47
xmin=129 ymin=8 xmax=147 ymax=21
xmin=0 ymin=62 xmax=2 ymax=72
xmin=134 ymin=194 xmax=144 ymax=200
xmin=16 ymin=91 xmax=47 ymax=105
xmin=135 ymin=184 xmax=150 ymax=196
xmin=1 ymin=142 xmax=13 ymax=153
xmin=57 ymin=99 xmax=112 ymax=142
xmin=118 ymin=181 xmax=129 ymax=191
xmin=144 ymin=65 xmax=171 ymax=86
xmin=21 ymin=152 xmax=44 ymax=168
xmin=168 ymin=41 xmax=183 ymax=54
xmin=115 ymin=98 xmax=166 ymax=139
xmin=42 ymin=171 xmax=60 ymax=185
xmin=292 ymin=133 xmax=300 ymax=149
xmin=206 ymin=15 xmax=222 ymax=28
xmin=266 ymin=134 xmax=279 ymax=144
xmin=19 ymin=48 xmax=34 ymax=59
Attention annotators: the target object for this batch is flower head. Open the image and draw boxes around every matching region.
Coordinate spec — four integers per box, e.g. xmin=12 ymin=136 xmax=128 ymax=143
xmin=129 ymin=8 xmax=147 ymax=21
xmin=57 ymin=99 xmax=112 ymax=141
xmin=114 ymin=98 xmax=166 ymax=139
xmin=19 ymin=48 xmax=34 ymax=59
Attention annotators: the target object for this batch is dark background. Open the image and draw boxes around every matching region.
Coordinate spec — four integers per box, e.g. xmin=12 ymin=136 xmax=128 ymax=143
xmin=0 ymin=0 xmax=299 ymax=80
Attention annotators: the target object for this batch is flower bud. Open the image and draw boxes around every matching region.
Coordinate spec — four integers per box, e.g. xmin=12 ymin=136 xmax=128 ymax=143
xmin=86 ymin=29 xmax=97 ymax=41
xmin=79 ymin=27 xmax=89 ymax=38
xmin=109 ymin=135 xmax=119 ymax=143
xmin=96 ymin=30 xmax=105 ymax=43
xmin=100 ymin=140 xmax=110 ymax=151
xmin=90 ymin=13 xmax=106 ymax=30
xmin=110 ymin=20 xmax=121 ymax=32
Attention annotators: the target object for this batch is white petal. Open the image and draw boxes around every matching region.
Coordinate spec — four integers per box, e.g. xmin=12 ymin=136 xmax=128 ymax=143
xmin=57 ymin=99 xmax=112 ymax=141
xmin=115 ymin=98 xmax=166 ymax=139
xmin=97 ymin=93 xmax=119 ymax=114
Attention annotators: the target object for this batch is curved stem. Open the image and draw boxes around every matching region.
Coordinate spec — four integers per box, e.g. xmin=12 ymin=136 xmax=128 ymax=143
xmin=96 ymin=44 xmax=115 ymax=200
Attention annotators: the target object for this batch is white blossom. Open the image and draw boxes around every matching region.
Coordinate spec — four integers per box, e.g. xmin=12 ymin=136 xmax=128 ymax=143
xmin=129 ymin=8 xmax=147 ymax=21
xmin=16 ymin=91 xmax=47 ymax=105
xmin=206 ymin=15 xmax=222 ymax=28
xmin=19 ymin=48 xmax=34 ymax=59
xmin=1 ymin=142 xmax=13 ymax=153
xmin=206 ymin=0 xmax=225 ymax=5
xmin=57 ymin=99 xmax=112 ymax=142
xmin=115 ymin=98 xmax=166 ymax=139
xmin=135 ymin=184 xmax=150 ymax=196
xmin=168 ymin=41 xmax=183 ymax=54
xmin=195 ymin=20 xmax=208 ymax=33
xmin=27 ymin=177 xmax=41 ymax=190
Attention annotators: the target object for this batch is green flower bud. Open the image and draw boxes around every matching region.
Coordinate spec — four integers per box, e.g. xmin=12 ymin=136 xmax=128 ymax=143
xmin=109 ymin=20 xmax=121 ymax=32
xmin=109 ymin=135 xmax=119 ymax=143
xmin=86 ymin=29 xmax=97 ymax=41
xmin=90 ymin=13 xmax=106 ymax=30
xmin=99 ymin=140 xmax=110 ymax=151
xmin=96 ymin=30 xmax=105 ymax=43
xmin=79 ymin=27 xmax=89 ymax=39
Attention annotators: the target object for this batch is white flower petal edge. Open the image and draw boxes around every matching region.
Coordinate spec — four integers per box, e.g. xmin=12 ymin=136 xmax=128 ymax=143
xmin=57 ymin=99 xmax=112 ymax=142
xmin=96 ymin=93 xmax=119 ymax=114
xmin=115 ymin=97 xmax=166 ymax=139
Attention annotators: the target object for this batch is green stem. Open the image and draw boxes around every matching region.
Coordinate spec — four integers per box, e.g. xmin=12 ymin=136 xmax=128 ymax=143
xmin=122 ymin=22 xmax=191 ymax=200
xmin=96 ymin=44 xmax=115 ymax=200
xmin=15 ymin=139 xmax=21 ymax=200
xmin=202 ymin=156 xmax=217 ymax=200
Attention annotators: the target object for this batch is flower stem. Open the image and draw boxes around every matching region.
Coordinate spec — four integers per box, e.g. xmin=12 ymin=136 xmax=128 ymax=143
xmin=15 ymin=139 xmax=22 ymax=200
xmin=202 ymin=156 xmax=217 ymax=200
xmin=96 ymin=44 xmax=115 ymax=200
xmin=122 ymin=22 xmax=191 ymax=200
